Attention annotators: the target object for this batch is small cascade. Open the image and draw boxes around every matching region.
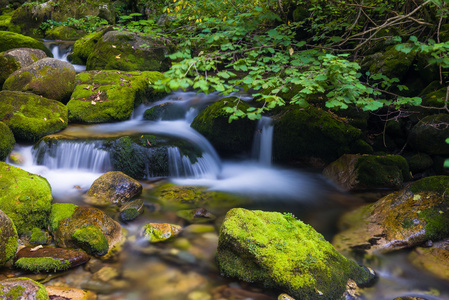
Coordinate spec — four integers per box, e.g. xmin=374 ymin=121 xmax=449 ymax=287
xmin=168 ymin=147 xmax=220 ymax=179
xmin=46 ymin=41 xmax=86 ymax=73
xmin=33 ymin=140 xmax=112 ymax=173
xmin=252 ymin=117 xmax=274 ymax=165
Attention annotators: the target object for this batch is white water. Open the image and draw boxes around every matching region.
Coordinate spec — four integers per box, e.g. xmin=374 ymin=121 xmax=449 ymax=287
xmin=251 ymin=116 xmax=273 ymax=165
xmin=47 ymin=41 xmax=86 ymax=73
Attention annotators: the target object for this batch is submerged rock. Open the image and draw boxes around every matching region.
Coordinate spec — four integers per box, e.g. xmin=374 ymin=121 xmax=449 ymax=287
xmin=176 ymin=208 xmax=216 ymax=224
xmin=217 ymin=208 xmax=375 ymax=299
xmin=142 ymin=223 xmax=182 ymax=243
xmin=0 ymin=209 xmax=18 ymax=266
xmin=0 ymin=277 xmax=49 ymax=299
xmin=0 ymin=162 xmax=52 ymax=235
xmin=323 ymin=154 xmax=411 ymax=191
xmin=120 ymin=199 xmax=144 ymax=222
xmin=0 ymin=121 xmax=15 ymax=161
xmin=0 ymin=90 xmax=68 ymax=142
xmin=85 ymin=171 xmax=142 ymax=206
xmin=45 ymin=286 xmax=97 ymax=300
xmin=14 ymin=246 xmax=90 ymax=273
xmin=143 ymin=102 xmax=186 ymax=121
xmin=409 ymin=245 xmax=449 ymax=282
xmin=333 ymin=176 xmax=449 ymax=254
xmin=3 ymin=57 xmax=76 ymax=103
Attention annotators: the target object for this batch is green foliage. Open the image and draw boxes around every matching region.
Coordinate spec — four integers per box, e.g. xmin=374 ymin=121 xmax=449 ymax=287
xmin=39 ymin=15 xmax=108 ymax=34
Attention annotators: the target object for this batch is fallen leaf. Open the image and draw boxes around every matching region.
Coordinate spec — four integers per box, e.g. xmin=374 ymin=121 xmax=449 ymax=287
xmin=59 ymin=118 xmax=64 ymax=123
xmin=91 ymin=101 xmax=96 ymax=105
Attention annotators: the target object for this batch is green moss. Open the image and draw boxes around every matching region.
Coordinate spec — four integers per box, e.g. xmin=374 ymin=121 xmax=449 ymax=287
xmin=0 ymin=162 xmax=52 ymax=235
xmin=45 ymin=25 xmax=86 ymax=40
xmin=0 ymin=52 xmax=21 ymax=87
xmin=15 ymin=257 xmax=71 ymax=272
xmin=410 ymin=176 xmax=449 ymax=194
xmin=419 ymin=208 xmax=449 ymax=240
xmin=0 ymin=122 xmax=15 ymax=161
xmin=0 ymin=285 xmax=25 ymax=298
xmin=68 ymin=30 xmax=103 ymax=64
xmin=29 ymin=227 xmax=49 ymax=244
xmin=0 ymin=31 xmax=52 ymax=56
xmin=49 ymin=203 xmax=78 ymax=232
xmin=355 ymin=155 xmax=411 ymax=188
xmin=0 ymin=277 xmax=48 ymax=299
xmin=72 ymin=225 xmax=109 ymax=256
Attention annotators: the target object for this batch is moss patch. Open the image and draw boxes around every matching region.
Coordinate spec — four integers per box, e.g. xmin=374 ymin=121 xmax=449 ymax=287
xmin=49 ymin=203 xmax=78 ymax=233
xmin=15 ymin=257 xmax=71 ymax=272
xmin=355 ymin=155 xmax=411 ymax=188
xmin=0 ymin=122 xmax=15 ymax=161
xmin=72 ymin=225 xmax=109 ymax=256
xmin=0 ymin=31 xmax=52 ymax=56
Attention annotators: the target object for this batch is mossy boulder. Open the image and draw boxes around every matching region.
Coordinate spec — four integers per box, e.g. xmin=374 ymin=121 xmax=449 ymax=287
xmin=52 ymin=206 xmax=122 ymax=256
xmin=0 ymin=90 xmax=68 ymax=142
xmin=48 ymin=203 xmax=78 ymax=232
xmin=217 ymin=208 xmax=375 ymax=299
xmin=67 ymin=30 xmax=105 ymax=65
xmin=323 ymin=154 xmax=411 ymax=191
xmin=3 ymin=58 xmax=76 ymax=103
xmin=86 ymin=30 xmax=172 ymax=72
xmin=119 ymin=199 xmax=144 ymax=222
xmin=85 ymin=171 xmax=142 ymax=206
xmin=0 ymin=121 xmax=15 ymax=161
xmin=408 ymin=114 xmax=449 ymax=155
xmin=333 ymin=176 xmax=449 ymax=254
xmin=408 ymin=241 xmax=449 ymax=282
xmin=407 ymin=153 xmax=434 ymax=175
xmin=190 ymin=98 xmax=257 ymax=157
xmin=0 ymin=277 xmax=49 ymax=300
xmin=143 ymin=102 xmax=186 ymax=121
xmin=0 ymin=47 xmax=47 ymax=88
xmin=141 ymin=223 xmax=182 ymax=243
xmin=0 ymin=209 xmax=18 ymax=266
xmin=0 ymin=162 xmax=52 ymax=235
xmin=0 ymin=31 xmax=52 ymax=56
xmin=67 ymin=70 xmax=164 ymax=123
xmin=45 ymin=25 xmax=86 ymax=40
xmin=272 ymin=106 xmax=373 ymax=165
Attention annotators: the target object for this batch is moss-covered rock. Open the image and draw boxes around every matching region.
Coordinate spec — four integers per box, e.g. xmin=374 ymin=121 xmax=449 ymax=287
xmin=272 ymin=106 xmax=373 ymax=165
xmin=3 ymin=57 xmax=76 ymax=103
xmin=86 ymin=30 xmax=172 ymax=72
xmin=119 ymin=199 xmax=144 ymax=222
xmin=67 ymin=30 xmax=105 ymax=65
xmin=0 ymin=121 xmax=15 ymax=161
xmin=408 ymin=244 xmax=449 ymax=282
xmin=143 ymin=102 xmax=186 ymax=121
xmin=408 ymin=114 xmax=449 ymax=155
xmin=0 ymin=30 xmax=52 ymax=56
xmin=0 ymin=48 xmax=47 ymax=88
xmin=45 ymin=25 xmax=86 ymax=40
xmin=323 ymin=154 xmax=411 ymax=191
xmin=176 ymin=207 xmax=216 ymax=224
xmin=0 ymin=90 xmax=68 ymax=142
xmin=217 ymin=208 xmax=375 ymax=299
xmin=190 ymin=97 xmax=257 ymax=157
xmin=141 ymin=222 xmax=182 ymax=243
xmin=67 ymin=70 xmax=164 ymax=123
xmin=0 ymin=162 xmax=52 ymax=235
xmin=85 ymin=171 xmax=142 ymax=206
xmin=0 ymin=209 xmax=18 ymax=266
xmin=0 ymin=277 xmax=49 ymax=300
xmin=48 ymin=203 xmax=78 ymax=232
xmin=407 ymin=153 xmax=434 ymax=174
xmin=52 ymin=206 xmax=122 ymax=256
xmin=333 ymin=176 xmax=449 ymax=254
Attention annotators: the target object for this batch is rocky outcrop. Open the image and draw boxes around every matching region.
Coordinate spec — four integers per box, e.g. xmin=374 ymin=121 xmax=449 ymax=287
xmin=0 ymin=209 xmax=18 ymax=266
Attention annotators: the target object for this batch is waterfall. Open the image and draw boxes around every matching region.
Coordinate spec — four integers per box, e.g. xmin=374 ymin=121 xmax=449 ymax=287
xmin=46 ymin=41 xmax=86 ymax=73
xmin=252 ymin=117 xmax=274 ymax=165
xmin=168 ymin=147 xmax=220 ymax=179
xmin=33 ymin=140 xmax=112 ymax=173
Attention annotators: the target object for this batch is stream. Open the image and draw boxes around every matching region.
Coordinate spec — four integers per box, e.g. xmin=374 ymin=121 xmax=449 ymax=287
xmin=4 ymin=42 xmax=449 ymax=300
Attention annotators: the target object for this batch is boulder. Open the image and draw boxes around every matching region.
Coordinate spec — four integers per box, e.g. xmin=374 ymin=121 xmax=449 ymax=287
xmin=408 ymin=240 xmax=449 ymax=282
xmin=3 ymin=57 xmax=76 ymax=103
xmin=44 ymin=25 xmax=86 ymax=40
xmin=52 ymin=206 xmax=122 ymax=256
xmin=272 ymin=106 xmax=373 ymax=165
xmin=0 ymin=277 xmax=49 ymax=299
xmin=0 ymin=162 xmax=52 ymax=235
xmin=0 ymin=47 xmax=47 ymax=87
xmin=0 ymin=90 xmax=68 ymax=142
xmin=190 ymin=98 xmax=257 ymax=157
xmin=0 ymin=30 xmax=52 ymax=56
xmin=67 ymin=30 xmax=104 ymax=65
xmin=119 ymin=199 xmax=144 ymax=222
xmin=0 ymin=209 xmax=18 ymax=266
xmin=45 ymin=286 xmax=97 ymax=300
xmin=217 ymin=208 xmax=375 ymax=299
xmin=0 ymin=121 xmax=15 ymax=161
xmin=85 ymin=171 xmax=142 ymax=206
xmin=14 ymin=246 xmax=90 ymax=272
xmin=143 ymin=102 xmax=186 ymax=121
xmin=323 ymin=154 xmax=411 ymax=191
xmin=86 ymin=30 xmax=172 ymax=72
xmin=141 ymin=223 xmax=182 ymax=243
xmin=67 ymin=70 xmax=164 ymax=123
xmin=408 ymin=114 xmax=449 ymax=155
xmin=333 ymin=176 xmax=449 ymax=254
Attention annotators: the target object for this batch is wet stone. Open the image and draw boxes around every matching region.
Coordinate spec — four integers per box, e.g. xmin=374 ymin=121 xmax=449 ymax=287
xmin=14 ymin=246 xmax=90 ymax=273
xmin=141 ymin=223 xmax=182 ymax=243
xmin=176 ymin=208 xmax=216 ymax=224
xmin=0 ymin=277 xmax=48 ymax=299
xmin=46 ymin=286 xmax=97 ymax=300
xmin=119 ymin=199 xmax=144 ymax=222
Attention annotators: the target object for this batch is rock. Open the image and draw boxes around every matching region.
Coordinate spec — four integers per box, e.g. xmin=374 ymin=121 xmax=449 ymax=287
xmin=0 ymin=121 xmax=15 ymax=161
xmin=48 ymin=203 xmax=78 ymax=232
xmin=25 ymin=227 xmax=52 ymax=245
xmin=0 ymin=277 xmax=49 ymax=299
xmin=142 ymin=223 xmax=182 ymax=243
xmin=85 ymin=30 xmax=172 ymax=72
xmin=408 ymin=114 xmax=449 ymax=155
xmin=0 ymin=162 xmax=52 ymax=235
xmin=212 ymin=286 xmax=274 ymax=300
xmin=176 ymin=208 xmax=216 ymax=224
xmin=407 ymin=153 xmax=434 ymax=175
xmin=7 ymin=151 xmax=24 ymax=165
xmin=3 ymin=57 xmax=76 ymax=103
xmin=333 ymin=176 xmax=449 ymax=254
xmin=0 ymin=209 xmax=18 ymax=266
xmin=52 ymin=206 xmax=122 ymax=256
xmin=190 ymin=97 xmax=257 ymax=157
xmin=323 ymin=154 xmax=411 ymax=191
xmin=272 ymin=106 xmax=373 ymax=165
xmin=45 ymin=286 xmax=97 ymax=300
xmin=0 ymin=30 xmax=52 ymax=56
xmin=67 ymin=70 xmax=164 ymax=123
xmin=0 ymin=90 xmax=68 ymax=142
xmin=143 ymin=102 xmax=186 ymax=121
xmin=14 ymin=246 xmax=90 ymax=272
xmin=408 ymin=239 xmax=449 ymax=282
xmin=0 ymin=48 xmax=47 ymax=87
xmin=45 ymin=25 xmax=86 ymax=40
xmin=85 ymin=171 xmax=142 ymax=206
xmin=119 ymin=199 xmax=144 ymax=222
xmin=67 ymin=31 xmax=104 ymax=65
xmin=217 ymin=208 xmax=375 ymax=299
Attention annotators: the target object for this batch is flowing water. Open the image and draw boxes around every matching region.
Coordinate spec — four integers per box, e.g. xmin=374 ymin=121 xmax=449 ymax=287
xmin=4 ymin=43 xmax=449 ymax=299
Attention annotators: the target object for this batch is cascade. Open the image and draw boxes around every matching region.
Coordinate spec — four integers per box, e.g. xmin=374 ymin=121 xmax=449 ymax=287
xmin=46 ymin=41 xmax=86 ymax=72
xmin=252 ymin=116 xmax=274 ymax=165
